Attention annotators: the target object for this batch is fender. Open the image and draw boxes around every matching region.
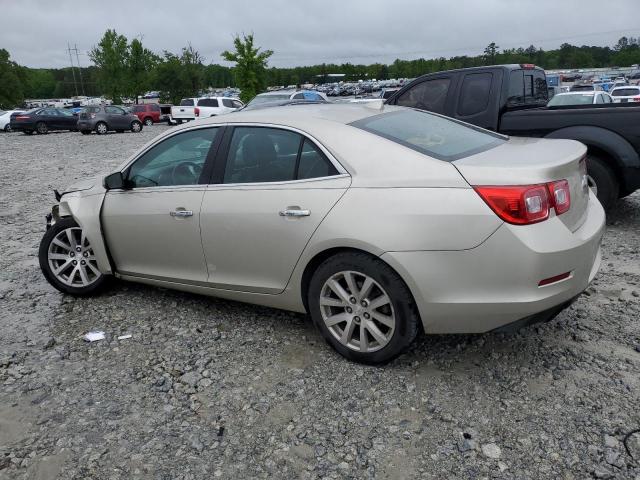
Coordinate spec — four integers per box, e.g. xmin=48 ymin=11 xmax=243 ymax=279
xmin=56 ymin=192 xmax=113 ymax=274
xmin=544 ymin=125 xmax=640 ymax=192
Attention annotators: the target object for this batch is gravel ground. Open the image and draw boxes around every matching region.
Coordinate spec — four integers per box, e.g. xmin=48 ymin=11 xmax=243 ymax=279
xmin=0 ymin=127 xmax=639 ymax=480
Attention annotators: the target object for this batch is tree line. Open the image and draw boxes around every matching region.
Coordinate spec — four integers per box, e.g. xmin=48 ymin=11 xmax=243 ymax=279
xmin=1 ymin=33 xmax=639 ymax=109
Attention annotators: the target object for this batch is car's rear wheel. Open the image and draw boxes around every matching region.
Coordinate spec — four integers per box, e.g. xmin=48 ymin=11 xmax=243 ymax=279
xmin=36 ymin=121 xmax=48 ymax=134
xmin=95 ymin=122 xmax=108 ymax=135
xmin=131 ymin=121 xmax=142 ymax=133
xmin=586 ymin=154 xmax=618 ymax=210
xmin=39 ymin=217 xmax=109 ymax=296
xmin=143 ymin=117 xmax=153 ymax=126
xmin=308 ymin=252 xmax=419 ymax=364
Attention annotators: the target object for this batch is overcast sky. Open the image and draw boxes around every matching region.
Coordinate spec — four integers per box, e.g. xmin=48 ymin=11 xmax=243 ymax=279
xmin=1 ymin=0 xmax=638 ymax=69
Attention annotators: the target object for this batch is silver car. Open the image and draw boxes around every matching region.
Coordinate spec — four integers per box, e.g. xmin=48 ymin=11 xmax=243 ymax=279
xmin=39 ymin=103 xmax=605 ymax=364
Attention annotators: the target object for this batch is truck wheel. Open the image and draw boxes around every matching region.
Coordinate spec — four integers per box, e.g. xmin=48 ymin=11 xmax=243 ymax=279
xmin=143 ymin=117 xmax=153 ymax=126
xmin=586 ymin=155 xmax=618 ymax=210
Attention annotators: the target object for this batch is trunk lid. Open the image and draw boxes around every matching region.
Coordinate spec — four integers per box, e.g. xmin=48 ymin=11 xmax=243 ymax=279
xmin=453 ymin=137 xmax=589 ymax=232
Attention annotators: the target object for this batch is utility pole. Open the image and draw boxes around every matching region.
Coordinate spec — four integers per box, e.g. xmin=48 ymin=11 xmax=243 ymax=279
xmin=67 ymin=43 xmax=79 ymax=96
xmin=73 ymin=44 xmax=86 ymax=96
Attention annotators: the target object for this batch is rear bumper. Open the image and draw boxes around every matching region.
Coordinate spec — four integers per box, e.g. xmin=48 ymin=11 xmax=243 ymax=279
xmin=9 ymin=122 xmax=33 ymax=131
xmin=381 ymin=192 xmax=605 ymax=333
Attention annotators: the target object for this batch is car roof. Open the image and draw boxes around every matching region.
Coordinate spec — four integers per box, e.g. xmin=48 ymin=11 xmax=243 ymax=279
xmin=256 ymin=90 xmax=297 ymax=97
xmin=175 ymin=102 xmax=394 ymax=130
xmin=556 ymin=91 xmax=596 ymax=96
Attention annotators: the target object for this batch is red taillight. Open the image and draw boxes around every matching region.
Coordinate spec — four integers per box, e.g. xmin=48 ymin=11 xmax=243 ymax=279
xmin=634 ymin=96 xmax=640 ymax=102
xmin=15 ymin=115 xmax=30 ymax=120
xmin=474 ymin=184 xmax=550 ymax=225
xmin=474 ymin=179 xmax=572 ymax=225
xmin=520 ymin=63 xmax=536 ymax=69
xmin=548 ymin=179 xmax=571 ymax=214
xmin=194 ymin=107 xmax=200 ymax=116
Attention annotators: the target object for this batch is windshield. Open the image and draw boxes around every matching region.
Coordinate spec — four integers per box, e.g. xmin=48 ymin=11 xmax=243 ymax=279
xmin=351 ymin=109 xmax=505 ymax=161
xmin=548 ymin=94 xmax=595 ymax=106
xmin=246 ymin=94 xmax=291 ymax=107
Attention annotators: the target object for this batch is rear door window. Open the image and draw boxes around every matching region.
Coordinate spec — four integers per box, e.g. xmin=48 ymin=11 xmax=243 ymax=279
xmin=179 ymin=99 xmax=194 ymax=106
xmin=395 ymin=78 xmax=451 ymax=114
xmin=458 ymin=73 xmax=492 ymax=116
xmin=297 ymin=139 xmax=338 ymax=179
xmin=198 ymin=98 xmax=219 ymax=107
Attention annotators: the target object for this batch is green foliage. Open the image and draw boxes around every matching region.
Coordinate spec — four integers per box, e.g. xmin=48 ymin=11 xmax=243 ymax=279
xmin=221 ymin=34 xmax=273 ymax=103
xmin=0 ymin=49 xmax=24 ymax=108
xmin=153 ymin=46 xmax=205 ymax=104
xmin=128 ymin=38 xmax=158 ymax=102
xmin=89 ymin=29 xmax=129 ymax=102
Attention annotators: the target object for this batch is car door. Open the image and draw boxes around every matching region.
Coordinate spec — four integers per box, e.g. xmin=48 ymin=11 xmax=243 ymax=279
xmin=101 ymin=126 xmax=221 ymax=283
xmin=200 ymin=125 xmax=350 ymax=294
xmin=105 ymin=106 xmax=128 ymax=129
xmin=40 ymin=108 xmax=60 ymax=129
xmin=57 ymin=109 xmax=78 ymax=129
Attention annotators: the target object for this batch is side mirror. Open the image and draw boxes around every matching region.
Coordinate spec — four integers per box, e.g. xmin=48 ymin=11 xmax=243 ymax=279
xmin=104 ymin=171 xmax=126 ymax=190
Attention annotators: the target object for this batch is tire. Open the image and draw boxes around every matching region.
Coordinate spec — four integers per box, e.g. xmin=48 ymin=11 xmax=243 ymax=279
xmin=130 ymin=121 xmax=142 ymax=133
xmin=143 ymin=117 xmax=153 ymax=126
xmin=95 ymin=122 xmax=108 ymax=135
xmin=4 ymin=124 xmax=11 ymax=132
xmin=308 ymin=252 xmax=419 ymax=365
xmin=586 ymin=154 xmax=619 ymax=210
xmin=80 ymin=130 xmax=91 ymax=135
xmin=39 ymin=217 xmax=109 ymax=296
xmin=36 ymin=121 xmax=48 ymax=134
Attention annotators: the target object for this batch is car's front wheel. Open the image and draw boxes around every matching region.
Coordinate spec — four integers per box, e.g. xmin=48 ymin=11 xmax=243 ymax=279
xmin=39 ymin=217 xmax=109 ymax=295
xmin=308 ymin=252 xmax=419 ymax=364
xmin=131 ymin=120 xmax=142 ymax=133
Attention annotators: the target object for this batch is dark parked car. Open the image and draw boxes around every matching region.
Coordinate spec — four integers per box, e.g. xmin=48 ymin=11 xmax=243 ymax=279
xmin=130 ymin=103 xmax=172 ymax=126
xmin=386 ymin=64 xmax=640 ymax=210
xmin=9 ymin=108 xmax=79 ymax=134
xmin=77 ymin=105 xmax=143 ymax=135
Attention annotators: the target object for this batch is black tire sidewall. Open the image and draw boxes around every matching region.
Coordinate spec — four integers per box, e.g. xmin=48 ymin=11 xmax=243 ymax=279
xmin=308 ymin=252 xmax=419 ymax=365
xmin=131 ymin=121 xmax=142 ymax=132
xmin=36 ymin=122 xmax=47 ymax=134
xmin=586 ymin=155 xmax=618 ymax=210
xmin=39 ymin=217 xmax=108 ymax=296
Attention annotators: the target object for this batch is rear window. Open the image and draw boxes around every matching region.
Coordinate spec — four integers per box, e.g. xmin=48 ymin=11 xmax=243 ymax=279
xmin=198 ymin=98 xmax=219 ymax=107
xmin=351 ymin=109 xmax=505 ymax=161
xmin=508 ymin=69 xmax=548 ymax=106
xmin=611 ymin=87 xmax=640 ymax=97
xmin=179 ymin=99 xmax=194 ymax=106
xmin=570 ymin=84 xmax=594 ymax=92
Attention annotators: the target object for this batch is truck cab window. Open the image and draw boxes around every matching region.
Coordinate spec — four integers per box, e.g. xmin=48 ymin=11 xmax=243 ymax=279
xmin=396 ymin=78 xmax=451 ymax=114
xmin=458 ymin=73 xmax=492 ymax=116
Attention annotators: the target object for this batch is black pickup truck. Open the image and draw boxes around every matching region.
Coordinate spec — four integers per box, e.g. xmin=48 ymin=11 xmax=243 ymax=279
xmin=386 ymin=64 xmax=640 ymax=209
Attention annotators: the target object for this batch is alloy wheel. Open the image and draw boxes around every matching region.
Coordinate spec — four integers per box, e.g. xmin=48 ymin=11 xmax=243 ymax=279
xmin=96 ymin=123 xmax=108 ymax=134
xmin=319 ymin=270 xmax=396 ymax=353
xmin=144 ymin=118 xmax=153 ymax=126
xmin=131 ymin=122 xmax=141 ymax=132
xmin=47 ymin=227 xmax=101 ymax=287
xmin=36 ymin=122 xmax=48 ymax=134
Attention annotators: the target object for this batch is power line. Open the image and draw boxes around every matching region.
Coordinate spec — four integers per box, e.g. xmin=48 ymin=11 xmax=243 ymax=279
xmin=67 ymin=43 xmax=79 ymax=95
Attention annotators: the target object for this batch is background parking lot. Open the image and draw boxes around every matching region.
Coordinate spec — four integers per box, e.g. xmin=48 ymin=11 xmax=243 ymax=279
xmin=1 ymin=127 xmax=639 ymax=479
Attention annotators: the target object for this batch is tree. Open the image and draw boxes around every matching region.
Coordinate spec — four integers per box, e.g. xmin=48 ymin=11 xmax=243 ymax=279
xmin=483 ymin=42 xmax=499 ymax=65
xmin=89 ymin=29 xmax=129 ymax=102
xmin=127 ymin=38 xmax=157 ymax=103
xmin=615 ymin=36 xmax=629 ymax=51
xmin=0 ymin=49 xmax=24 ymax=108
xmin=179 ymin=44 xmax=205 ymax=95
xmin=221 ymin=34 xmax=273 ymax=103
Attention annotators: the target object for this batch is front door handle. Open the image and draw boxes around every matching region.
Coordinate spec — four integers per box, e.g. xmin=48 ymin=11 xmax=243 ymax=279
xmin=279 ymin=208 xmax=311 ymax=217
xmin=170 ymin=209 xmax=193 ymax=217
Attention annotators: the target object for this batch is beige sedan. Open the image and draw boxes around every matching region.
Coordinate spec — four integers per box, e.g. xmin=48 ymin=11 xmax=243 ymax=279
xmin=39 ymin=103 xmax=605 ymax=364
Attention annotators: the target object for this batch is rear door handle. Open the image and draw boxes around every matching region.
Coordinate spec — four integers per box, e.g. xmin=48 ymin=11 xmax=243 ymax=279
xmin=170 ymin=209 xmax=193 ymax=217
xmin=279 ymin=208 xmax=311 ymax=217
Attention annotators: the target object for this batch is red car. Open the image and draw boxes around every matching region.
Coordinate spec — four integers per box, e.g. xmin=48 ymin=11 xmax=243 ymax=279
xmin=130 ymin=104 xmax=172 ymax=126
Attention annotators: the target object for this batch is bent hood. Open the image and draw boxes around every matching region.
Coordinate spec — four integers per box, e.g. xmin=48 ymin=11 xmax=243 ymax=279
xmin=61 ymin=175 xmax=106 ymax=196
